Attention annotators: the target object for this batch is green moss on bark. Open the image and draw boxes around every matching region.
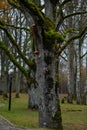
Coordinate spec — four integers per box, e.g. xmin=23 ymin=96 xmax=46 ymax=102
xmin=43 ymin=29 xmax=64 ymax=51
xmin=53 ymin=99 xmax=62 ymax=128
xmin=44 ymin=30 xmax=64 ymax=42
xmin=30 ymin=59 xmax=36 ymax=72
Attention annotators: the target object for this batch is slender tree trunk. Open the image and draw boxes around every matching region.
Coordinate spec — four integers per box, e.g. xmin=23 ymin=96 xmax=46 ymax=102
xmin=75 ymin=40 xmax=81 ymax=104
xmin=66 ymin=3 xmax=75 ymax=103
xmin=15 ymin=71 xmax=20 ymax=98
xmin=15 ymin=12 xmax=23 ymax=97
xmin=1 ymin=50 xmax=8 ymax=98
xmin=67 ymin=44 xmax=75 ymax=103
xmin=82 ymin=56 xmax=87 ymax=104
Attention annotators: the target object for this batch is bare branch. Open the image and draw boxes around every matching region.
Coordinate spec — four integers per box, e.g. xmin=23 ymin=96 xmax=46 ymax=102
xmin=58 ymin=25 xmax=87 ymax=55
xmin=7 ymin=0 xmax=22 ymax=10
xmin=15 ymin=0 xmax=45 ymax=23
xmin=64 ymin=11 xmax=87 ymax=19
xmin=56 ymin=11 xmax=87 ymax=30
xmin=61 ymin=0 xmax=71 ymax=7
xmin=0 ymin=40 xmax=28 ymax=77
xmin=60 ymin=55 xmax=67 ymax=62
xmin=2 ymin=22 xmax=30 ymax=31
xmin=0 ymin=21 xmax=34 ymax=69
xmin=81 ymin=52 xmax=87 ymax=59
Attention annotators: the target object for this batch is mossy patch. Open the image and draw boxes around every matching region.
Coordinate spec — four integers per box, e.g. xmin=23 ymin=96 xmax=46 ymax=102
xmin=44 ymin=18 xmax=54 ymax=30
xmin=30 ymin=59 xmax=36 ymax=72
xmin=43 ymin=29 xmax=64 ymax=51
xmin=44 ymin=30 xmax=63 ymax=42
xmin=53 ymin=99 xmax=62 ymax=121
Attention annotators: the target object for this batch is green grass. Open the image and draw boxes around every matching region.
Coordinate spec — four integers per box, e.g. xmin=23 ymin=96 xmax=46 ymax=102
xmin=0 ymin=93 xmax=38 ymax=128
xmin=0 ymin=93 xmax=87 ymax=130
xmin=61 ymin=103 xmax=87 ymax=130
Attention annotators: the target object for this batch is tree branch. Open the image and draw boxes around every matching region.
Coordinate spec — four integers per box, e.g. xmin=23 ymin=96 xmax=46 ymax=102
xmin=7 ymin=0 xmax=54 ymax=29
xmin=4 ymin=22 xmax=30 ymax=31
xmin=0 ymin=40 xmax=28 ymax=77
xmin=0 ymin=40 xmax=36 ymax=85
xmin=56 ymin=11 xmax=87 ymax=30
xmin=8 ymin=0 xmax=45 ymax=23
xmin=60 ymin=55 xmax=67 ymax=62
xmin=0 ymin=22 xmax=34 ymax=69
xmin=61 ymin=0 xmax=71 ymax=7
xmin=64 ymin=11 xmax=87 ymax=19
xmin=81 ymin=52 xmax=87 ymax=59
xmin=58 ymin=25 xmax=87 ymax=55
xmin=7 ymin=0 xmax=22 ymax=10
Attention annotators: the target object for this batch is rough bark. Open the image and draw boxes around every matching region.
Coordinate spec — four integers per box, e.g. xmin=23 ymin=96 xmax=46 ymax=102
xmin=66 ymin=1 xmax=75 ymax=103
xmin=28 ymin=86 xmax=39 ymax=109
xmin=67 ymin=44 xmax=75 ymax=103
xmin=32 ymin=23 xmax=62 ymax=129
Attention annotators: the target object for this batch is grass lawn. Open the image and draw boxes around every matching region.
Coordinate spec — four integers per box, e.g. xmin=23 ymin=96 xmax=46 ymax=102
xmin=0 ymin=93 xmax=87 ymax=130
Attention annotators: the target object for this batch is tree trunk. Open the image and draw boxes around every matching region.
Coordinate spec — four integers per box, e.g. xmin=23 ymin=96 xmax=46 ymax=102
xmin=33 ymin=25 xmax=63 ymax=129
xmin=15 ymin=71 xmax=20 ymax=98
xmin=66 ymin=4 xmax=75 ymax=103
xmin=75 ymin=40 xmax=81 ymax=104
xmin=67 ymin=44 xmax=75 ymax=103
xmin=28 ymin=86 xmax=39 ymax=109
xmin=1 ymin=50 xmax=8 ymax=98
xmin=82 ymin=56 xmax=87 ymax=104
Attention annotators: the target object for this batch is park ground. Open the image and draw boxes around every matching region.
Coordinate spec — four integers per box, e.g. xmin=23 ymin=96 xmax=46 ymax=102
xmin=0 ymin=93 xmax=87 ymax=130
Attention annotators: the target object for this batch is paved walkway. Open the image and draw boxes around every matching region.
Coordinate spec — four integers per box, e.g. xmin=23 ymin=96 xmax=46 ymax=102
xmin=0 ymin=115 xmax=31 ymax=130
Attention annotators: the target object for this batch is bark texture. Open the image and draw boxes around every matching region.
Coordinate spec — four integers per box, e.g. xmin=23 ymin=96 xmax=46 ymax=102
xmin=33 ymin=24 xmax=62 ymax=128
xmin=82 ymin=56 xmax=87 ymax=104
xmin=67 ymin=44 xmax=75 ymax=103
xmin=75 ymin=40 xmax=81 ymax=104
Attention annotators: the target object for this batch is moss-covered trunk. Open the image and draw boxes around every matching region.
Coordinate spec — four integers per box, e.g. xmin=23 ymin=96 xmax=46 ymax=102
xmin=32 ymin=24 xmax=63 ymax=129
